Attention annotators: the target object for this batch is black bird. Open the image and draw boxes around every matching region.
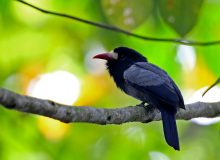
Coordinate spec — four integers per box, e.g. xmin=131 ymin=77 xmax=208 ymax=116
xmin=93 ymin=47 xmax=185 ymax=150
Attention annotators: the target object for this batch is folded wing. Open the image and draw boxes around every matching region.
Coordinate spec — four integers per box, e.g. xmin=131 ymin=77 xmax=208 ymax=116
xmin=123 ymin=62 xmax=184 ymax=109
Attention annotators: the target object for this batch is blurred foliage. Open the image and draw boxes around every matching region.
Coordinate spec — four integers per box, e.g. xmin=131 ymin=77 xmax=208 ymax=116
xmin=0 ymin=0 xmax=220 ymax=160
xmin=101 ymin=0 xmax=152 ymax=30
xmin=158 ymin=0 xmax=204 ymax=37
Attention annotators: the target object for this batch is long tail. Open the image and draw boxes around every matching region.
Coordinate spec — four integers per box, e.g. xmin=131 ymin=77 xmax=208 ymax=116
xmin=160 ymin=109 xmax=180 ymax=150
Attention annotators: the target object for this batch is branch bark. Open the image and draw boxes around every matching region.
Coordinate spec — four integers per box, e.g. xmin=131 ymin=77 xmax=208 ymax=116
xmin=15 ymin=0 xmax=220 ymax=46
xmin=0 ymin=88 xmax=220 ymax=124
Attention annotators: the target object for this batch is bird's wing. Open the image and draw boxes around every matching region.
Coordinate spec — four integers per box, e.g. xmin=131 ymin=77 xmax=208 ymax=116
xmin=141 ymin=62 xmax=184 ymax=108
xmin=169 ymin=78 xmax=185 ymax=109
xmin=123 ymin=62 xmax=181 ymax=107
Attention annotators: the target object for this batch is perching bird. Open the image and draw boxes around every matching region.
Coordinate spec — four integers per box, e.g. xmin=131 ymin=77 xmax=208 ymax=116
xmin=93 ymin=47 xmax=185 ymax=150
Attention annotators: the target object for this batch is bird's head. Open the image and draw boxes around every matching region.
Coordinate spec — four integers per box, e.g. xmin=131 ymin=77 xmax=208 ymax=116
xmin=93 ymin=47 xmax=147 ymax=66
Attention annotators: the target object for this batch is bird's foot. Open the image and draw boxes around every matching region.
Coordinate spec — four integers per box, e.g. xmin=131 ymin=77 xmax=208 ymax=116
xmin=137 ymin=103 xmax=155 ymax=123
xmin=137 ymin=102 xmax=149 ymax=109
xmin=137 ymin=102 xmax=155 ymax=112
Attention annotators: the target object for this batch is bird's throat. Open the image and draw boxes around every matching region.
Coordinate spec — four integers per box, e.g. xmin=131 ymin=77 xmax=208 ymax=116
xmin=106 ymin=61 xmax=129 ymax=90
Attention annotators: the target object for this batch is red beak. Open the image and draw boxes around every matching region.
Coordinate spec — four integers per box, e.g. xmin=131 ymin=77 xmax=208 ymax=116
xmin=93 ymin=53 xmax=114 ymax=60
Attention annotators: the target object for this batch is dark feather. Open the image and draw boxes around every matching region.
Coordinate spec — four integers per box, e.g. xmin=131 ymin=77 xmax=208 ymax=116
xmin=100 ymin=47 xmax=184 ymax=150
xmin=123 ymin=62 xmax=183 ymax=111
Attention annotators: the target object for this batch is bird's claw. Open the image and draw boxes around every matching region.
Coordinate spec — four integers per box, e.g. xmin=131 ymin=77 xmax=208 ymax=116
xmin=137 ymin=102 xmax=153 ymax=112
xmin=137 ymin=102 xmax=147 ymax=108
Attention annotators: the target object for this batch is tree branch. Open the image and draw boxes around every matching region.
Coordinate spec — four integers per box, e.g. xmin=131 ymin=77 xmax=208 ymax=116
xmin=1 ymin=88 xmax=220 ymax=124
xmin=16 ymin=0 xmax=220 ymax=46
xmin=202 ymin=77 xmax=220 ymax=97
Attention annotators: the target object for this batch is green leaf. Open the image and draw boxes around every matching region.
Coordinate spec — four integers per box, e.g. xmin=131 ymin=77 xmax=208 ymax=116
xmin=101 ymin=0 xmax=152 ymax=30
xmin=0 ymin=0 xmax=13 ymax=25
xmin=158 ymin=0 xmax=204 ymax=37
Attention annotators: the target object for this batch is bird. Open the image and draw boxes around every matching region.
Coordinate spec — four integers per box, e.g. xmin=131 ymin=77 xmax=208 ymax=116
xmin=93 ymin=46 xmax=185 ymax=150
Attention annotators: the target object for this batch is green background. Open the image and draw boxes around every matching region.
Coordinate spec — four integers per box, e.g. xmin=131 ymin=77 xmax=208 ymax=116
xmin=0 ymin=0 xmax=220 ymax=159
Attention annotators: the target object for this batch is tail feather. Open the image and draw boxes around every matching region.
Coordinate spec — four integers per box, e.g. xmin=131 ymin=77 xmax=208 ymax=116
xmin=161 ymin=110 xmax=179 ymax=150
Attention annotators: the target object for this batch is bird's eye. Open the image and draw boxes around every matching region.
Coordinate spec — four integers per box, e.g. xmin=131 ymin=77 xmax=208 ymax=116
xmin=119 ymin=53 xmax=125 ymax=59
